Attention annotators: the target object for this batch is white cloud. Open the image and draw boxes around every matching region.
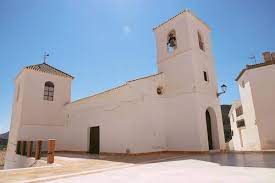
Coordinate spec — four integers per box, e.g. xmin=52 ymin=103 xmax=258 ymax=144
xmin=123 ymin=25 xmax=132 ymax=34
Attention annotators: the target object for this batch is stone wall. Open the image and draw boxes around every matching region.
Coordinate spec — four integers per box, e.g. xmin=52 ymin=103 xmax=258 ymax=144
xmin=0 ymin=150 xmax=5 ymax=167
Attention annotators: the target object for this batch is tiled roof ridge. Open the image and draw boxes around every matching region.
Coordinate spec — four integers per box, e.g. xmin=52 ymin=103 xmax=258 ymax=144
xmin=25 ymin=63 xmax=74 ymax=79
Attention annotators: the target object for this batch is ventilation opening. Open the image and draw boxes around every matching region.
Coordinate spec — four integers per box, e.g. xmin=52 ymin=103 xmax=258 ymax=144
xmin=157 ymin=87 xmax=163 ymax=95
xmin=203 ymin=71 xmax=208 ymax=82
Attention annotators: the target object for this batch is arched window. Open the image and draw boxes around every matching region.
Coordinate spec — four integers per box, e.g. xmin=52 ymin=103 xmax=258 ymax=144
xmin=167 ymin=30 xmax=177 ymax=53
xmin=198 ymin=31 xmax=205 ymax=51
xmin=44 ymin=81 xmax=54 ymax=101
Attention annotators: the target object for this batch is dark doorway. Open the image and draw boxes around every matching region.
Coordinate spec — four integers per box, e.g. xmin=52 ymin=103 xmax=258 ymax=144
xmin=206 ymin=110 xmax=213 ymax=150
xmin=89 ymin=126 xmax=100 ymax=154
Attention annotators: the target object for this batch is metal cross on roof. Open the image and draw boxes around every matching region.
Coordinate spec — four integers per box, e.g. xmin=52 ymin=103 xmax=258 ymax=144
xmin=43 ymin=52 xmax=50 ymax=63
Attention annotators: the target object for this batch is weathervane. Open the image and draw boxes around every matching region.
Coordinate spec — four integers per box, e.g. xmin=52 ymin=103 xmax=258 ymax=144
xmin=43 ymin=52 xmax=50 ymax=63
xmin=249 ymin=55 xmax=257 ymax=64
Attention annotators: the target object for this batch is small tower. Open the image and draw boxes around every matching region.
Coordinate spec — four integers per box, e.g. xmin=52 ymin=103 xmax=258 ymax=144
xmin=17 ymin=63 xmax=73 ymax=126
xmin=5 ymin=62 xmax=73 ymax=169
xmin=153 ymin=10 xmax=225 ymax=151
xmin=154 ymin=10 xmax=218 ymax=95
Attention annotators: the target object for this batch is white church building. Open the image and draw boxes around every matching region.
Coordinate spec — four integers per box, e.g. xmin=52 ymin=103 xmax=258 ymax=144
xmin=5 ymin=10 xmax=225 ymax=169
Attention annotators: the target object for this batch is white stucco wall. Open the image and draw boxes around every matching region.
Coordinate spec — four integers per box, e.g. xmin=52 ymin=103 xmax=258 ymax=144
xmin=230 ymin=79 xmax=261 ymax=151
xmin=64 ymin=74 xmax=166 ymax=154
xmin=233 ymin=63 xmax=275 ymax=151
xmin=20 ymin=70 xmax=71 ymax=127
xmin=5 ymin=73 xmax=25 ymax=169
xmin=5 ymin=69 xmax=72 ymax=169
xmin=238 ymin=64 xmax=275 ymax=149
xmin=229 ymin=101 xmax=247 ymax=151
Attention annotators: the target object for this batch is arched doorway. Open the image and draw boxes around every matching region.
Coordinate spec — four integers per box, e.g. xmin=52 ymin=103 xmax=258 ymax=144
xmin=206 ymin=110 xmax=213 ymax=150
xmin=205 ymin=107 xmax=219 ymax=150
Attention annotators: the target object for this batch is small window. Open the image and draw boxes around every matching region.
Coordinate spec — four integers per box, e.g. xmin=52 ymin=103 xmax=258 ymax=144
xmin=198 ymin=31 xmax=205 ymax=51
xmin=203 ymin=71 xmax=208 ymax=82
xmin=237 ymin=119 xmax=245 ymax=128
xmin=235 ymin=106 xmax=243 ymax=117
xmin=241 ymin=81 xmax=245 ymax=88
xmin=167 ymin=30 xmax=177 ymax=53
xmin=44 ymin=81 xmax=54 ymax=101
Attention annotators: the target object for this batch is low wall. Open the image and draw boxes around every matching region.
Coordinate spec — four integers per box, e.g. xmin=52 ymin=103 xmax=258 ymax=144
xmin=5 ymin=154 xmax=48 ymax=169
xmin=5 ymin=139 xmax=56 ymax=169
xmin=0 ymin=150 xmax=5 ymax=168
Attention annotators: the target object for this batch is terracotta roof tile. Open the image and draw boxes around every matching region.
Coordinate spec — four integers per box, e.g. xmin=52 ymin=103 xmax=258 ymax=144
xmin=25 ymin=63 xmax=74 ymax=79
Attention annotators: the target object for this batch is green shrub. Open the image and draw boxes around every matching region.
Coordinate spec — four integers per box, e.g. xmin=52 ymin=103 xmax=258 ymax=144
xmin=0 ymin=144 xmax=7 ymax=151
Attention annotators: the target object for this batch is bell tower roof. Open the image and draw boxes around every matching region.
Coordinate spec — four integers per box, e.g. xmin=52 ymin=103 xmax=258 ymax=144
xmin=24 ymin=63 xmax=74 ymax=79
xmin=153 ymin=9 xmax=211 ymax=31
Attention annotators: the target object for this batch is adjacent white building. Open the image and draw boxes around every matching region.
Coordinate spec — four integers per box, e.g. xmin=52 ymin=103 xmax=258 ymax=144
xmin=5 ymin=10 xmax=225 ymax=169
xmin=228 ymin=101 xmax=247 ymax=151
xmin=230 ymin=52 xmax=275 ymax=151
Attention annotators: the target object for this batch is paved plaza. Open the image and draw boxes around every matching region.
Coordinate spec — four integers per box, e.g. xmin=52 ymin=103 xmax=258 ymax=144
xmin=48 ymin=152 xmax=275 ymax=183
xmin=0 ymin=152 xmax=183 ymax=182
xmin=1 ymin=152 xmax=275 ymax=182
xmin=46 ymin=153 xmax=275 ymax=183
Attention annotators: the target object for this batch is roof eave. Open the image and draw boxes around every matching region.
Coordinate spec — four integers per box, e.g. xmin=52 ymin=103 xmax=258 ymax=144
xmin=235 ymin=69 xmax=246 ymax=81
xmin=43 ymin=63 xmax=75 ymax=79
xmin=24 ymin=67 xmax=74 ymax=79
xmin=153 ymin=9 xmax=211 ymax=31
xmin=24 ymin=63 xmax=75 ymax=79
xmin=69 ymin=72 xmax=163 ymax=106
xmin=236 ymin=60 xmax=275 ymax=81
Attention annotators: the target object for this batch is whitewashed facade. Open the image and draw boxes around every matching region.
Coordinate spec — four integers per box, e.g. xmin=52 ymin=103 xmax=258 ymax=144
xmin=230 ymin=52 xmax=275 ymax=151
xmin=5 ymin=10 xmax=225 ymax=169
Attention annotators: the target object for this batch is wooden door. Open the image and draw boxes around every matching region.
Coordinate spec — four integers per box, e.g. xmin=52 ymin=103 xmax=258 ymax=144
xmin=89 ymin=126 xmax=100 ymax=154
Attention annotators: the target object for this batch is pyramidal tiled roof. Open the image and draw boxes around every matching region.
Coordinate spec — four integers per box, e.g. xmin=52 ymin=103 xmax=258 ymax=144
xmin=25 ymin=63 xmax=74 ymax=79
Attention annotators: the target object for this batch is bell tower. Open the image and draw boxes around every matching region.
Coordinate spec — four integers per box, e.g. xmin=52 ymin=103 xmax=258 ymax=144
xmin=153 ymin=10 xmax=225 ymax=151
xmin=153 ymin=10 xmax=218 ymax=96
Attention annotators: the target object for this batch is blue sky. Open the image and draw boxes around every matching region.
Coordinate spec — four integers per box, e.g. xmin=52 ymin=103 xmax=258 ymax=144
xmin=0 ymin=0 xmax=275 ymax=133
